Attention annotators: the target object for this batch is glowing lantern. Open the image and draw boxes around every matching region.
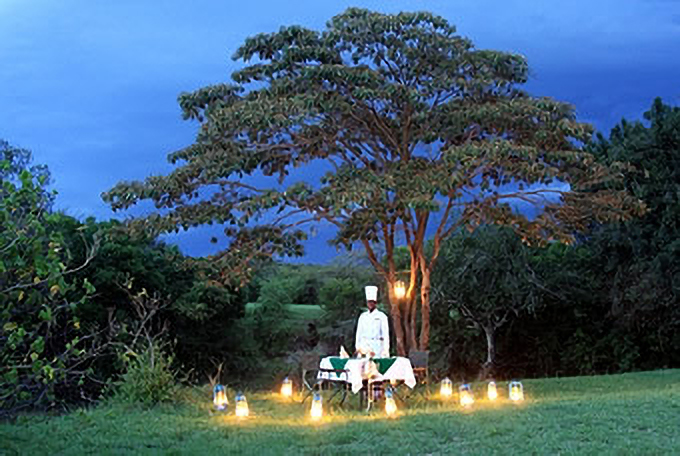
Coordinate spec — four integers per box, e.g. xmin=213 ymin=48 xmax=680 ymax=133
xmin=235 ymin=392 xmax=249 ymax=417
xmin=310 ymin=392 xmax=323 ymax=421
xmin=213 ymin=384 xmax=228 ymax=411
xmin=385 ymin=388 xmax=397 ymax=417
xmin=281 ymin=377 xmax=293 ymax=398
xmin=487 ymin=381 xmax=498 ymax=401
xmin=509 ymin=381 xmax=524 ymax=402
xmin=393 ymin=281 xmax=406 ymax=300
xmin=440 ymin=377 xmax=453 ymax=398
xmin=459 ymin=383 xmax=474 ymax=407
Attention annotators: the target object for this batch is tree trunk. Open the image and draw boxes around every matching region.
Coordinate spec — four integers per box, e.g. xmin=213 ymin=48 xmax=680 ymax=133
xmin=480 ymin=325 xmax=496 ymax=379
xmin=387 ymin=285 xmax=407 ymax=356
xmin=418 ymin=267 xmax=431 ymax=350
xmin=409 ymin=294 xmax=417 ymax=353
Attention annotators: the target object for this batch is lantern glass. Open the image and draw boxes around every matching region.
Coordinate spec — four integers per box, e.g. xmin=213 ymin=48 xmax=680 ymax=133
xmin=213 ymin=384 xmax=228 ymax=411
xmin=385 ymin=387 xmax=397 ymax=416
xmin=281 ymin=377 xmax=293 ymax=398
xmin=440 ymin=377 xmax=453 ymax=398
xmin=509 ymin=381 xmax=524 ymax=401
xmin=487 ymin=381 xmax=498 ymax=401
xmin=310 ymin=392 xmax=323 ymax=420
xmin=459 ymin=383 xmax=474 ymax=407
xmin=235 ymin=392 xmax=249 ymax=417
xmin=393 ymin=281 xmax=406 ymax=300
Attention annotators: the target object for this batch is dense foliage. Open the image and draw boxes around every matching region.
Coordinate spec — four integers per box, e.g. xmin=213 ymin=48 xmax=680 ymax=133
xmin=1 ymin=145 xmax=101 ymax=415
xmin=430 ymin=99 xmax=680 ymax=379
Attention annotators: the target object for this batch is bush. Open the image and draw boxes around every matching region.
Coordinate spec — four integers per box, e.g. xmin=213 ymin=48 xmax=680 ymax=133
xmin=114 ymin=343 xmax=178 ymax=406
xmin=319 ymin=277 xmax=364 ymax=324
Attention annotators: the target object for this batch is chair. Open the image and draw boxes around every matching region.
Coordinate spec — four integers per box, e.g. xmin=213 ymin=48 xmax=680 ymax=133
xmin=299 ymin=352 xmax=350 ymax=406
xmin=408 ymin=350 xmax=430 ymax=397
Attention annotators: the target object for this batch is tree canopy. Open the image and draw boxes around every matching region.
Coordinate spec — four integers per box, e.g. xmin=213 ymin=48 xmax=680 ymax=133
xmin=104 ymin=8 xmax=643 ymax=355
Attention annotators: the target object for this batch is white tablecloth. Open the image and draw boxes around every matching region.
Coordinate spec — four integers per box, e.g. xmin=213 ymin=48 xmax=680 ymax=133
xmin=318 ymin=356 xmax=416 ymax=394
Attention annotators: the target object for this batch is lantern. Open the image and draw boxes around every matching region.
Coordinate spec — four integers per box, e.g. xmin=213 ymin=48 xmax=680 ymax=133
xmin=459 ymin=383 xmax=474 ymax=407
xmin=310 ymin=392 xmax=323 ymax=421
xmin=235 ymin=392 xmax=249 ymax=417
xmin=213 ymin=384 xmax=228 ymax=411
xmin=440 ymin=377 xmax=453 ymax=398
xmin=281 ymin=377 xmax=293 ymax=398
xmin=509 ymin=381 xmax=524 ymax=402
xmin=393 ymin=281 xmax=406 ymax=300
xmin=487 ymin=381 xmax=498 ymax=401
xmin=385 ymin=387 xmax=397 ymax=417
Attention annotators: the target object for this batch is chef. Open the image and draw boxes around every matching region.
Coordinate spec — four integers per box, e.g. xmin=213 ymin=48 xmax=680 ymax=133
xmin=355 ymin=285 xmax=390 ymax=358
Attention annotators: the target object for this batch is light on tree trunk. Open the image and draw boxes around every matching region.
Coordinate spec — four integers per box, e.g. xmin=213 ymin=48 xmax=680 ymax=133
xmin=213 ymin=384 xmax=228 ymax=411
xmin=509 ymin=381 xmax=524 ymax=402
xmin=281 ymin=377 xmax=293 ymax=398
xmin=385 ymin=387 xmax=397 ymax=417
xmin=393 ymin=281 xmax=406 ymax=300
xmin=310 ymin=392 xmax=323 ymax=421
xmin=459 ymin=384 xmax=474 ymax=407
xmin=487 ymin=381 xmax=498 ymax=401
xmin=235 ymin=392 xmax=249 ymax=417
xmin=440 ymin=377 xmax=453 ymax=398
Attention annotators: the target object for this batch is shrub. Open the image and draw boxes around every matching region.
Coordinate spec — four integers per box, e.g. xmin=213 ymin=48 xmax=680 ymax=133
xmin=114 ymin=342 xmax=178 ymax=406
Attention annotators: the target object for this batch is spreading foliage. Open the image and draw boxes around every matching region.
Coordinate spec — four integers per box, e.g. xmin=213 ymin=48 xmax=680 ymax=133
xmin=103 ymin=8 xmax=643 ymax=355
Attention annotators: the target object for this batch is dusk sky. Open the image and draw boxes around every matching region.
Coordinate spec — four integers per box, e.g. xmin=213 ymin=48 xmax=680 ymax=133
xmin=2 ymin=0 xmax=680 ymax=263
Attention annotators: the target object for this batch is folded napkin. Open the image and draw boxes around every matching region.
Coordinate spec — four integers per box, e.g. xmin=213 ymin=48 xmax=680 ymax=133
xmin=339 ymin=346 xmax=349 ymax=358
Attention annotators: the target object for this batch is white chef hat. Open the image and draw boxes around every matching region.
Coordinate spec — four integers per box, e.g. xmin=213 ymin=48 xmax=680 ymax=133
xmin=365 ymin=285 xmax=378 ymax=301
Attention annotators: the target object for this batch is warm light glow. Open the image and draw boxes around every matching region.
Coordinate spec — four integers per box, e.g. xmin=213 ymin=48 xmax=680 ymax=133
xmin=385 ymin=388 xmax=398 ymax=416
xmin=509 ymin=381 xmax=524 ymax=402
xmin=213 ymin=384 xmax=228 ymax=411
xmin=440 ymin=377 xmax=453 ymax=398
xmin=459 ymin=384 xmax=474 ymax=407
xmin=487 ymin=381 xmax=498 ymax=401
xmin=310 ymin=393 xmax=323 ymax=421
xmin=281 ymin=377 xmax=293 ymax=398
xmin=235 ymin=393 xmax=249 ymax=417
xmin=393 ymin=281 xmax=406 ymax=300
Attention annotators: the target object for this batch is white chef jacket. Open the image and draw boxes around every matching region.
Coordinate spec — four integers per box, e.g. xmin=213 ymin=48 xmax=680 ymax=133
xmin=355 ymin=309 xmax=390 ymax=358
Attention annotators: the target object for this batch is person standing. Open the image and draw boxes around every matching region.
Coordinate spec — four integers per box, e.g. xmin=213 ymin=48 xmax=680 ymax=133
xmin=355 ymin=286 xmax=390 ymax=358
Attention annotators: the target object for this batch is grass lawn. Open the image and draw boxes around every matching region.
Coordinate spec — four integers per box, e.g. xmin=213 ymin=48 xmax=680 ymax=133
xmin=245 ymin=303 xmax=325 ymax=333
xmin=1 ymin=369 xmax=678 ymax=455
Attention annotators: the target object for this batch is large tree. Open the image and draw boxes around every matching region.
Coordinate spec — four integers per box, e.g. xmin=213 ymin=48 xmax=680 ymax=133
xmin=587 ymin=98 xmax=680 ymax=366
xmin=104 ymin=8 xmax=642 ymax=355
xmin=432 ymin=226 xmax=540 ymax=377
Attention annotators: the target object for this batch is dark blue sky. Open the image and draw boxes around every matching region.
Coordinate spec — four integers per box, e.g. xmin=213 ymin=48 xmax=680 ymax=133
xmin=2 ymin=0 xmax=680 ymax=263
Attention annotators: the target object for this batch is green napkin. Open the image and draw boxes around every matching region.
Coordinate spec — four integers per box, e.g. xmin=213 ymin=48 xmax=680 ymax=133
xmin=329 ymin=358 xmax=349 ymax=370
xmin=372 ymin=358 xmax=397 ymax=374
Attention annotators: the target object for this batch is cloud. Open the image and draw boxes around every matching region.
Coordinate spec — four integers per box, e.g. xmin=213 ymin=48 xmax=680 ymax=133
xmin=2 ymin=0 xmax=680 ymax=263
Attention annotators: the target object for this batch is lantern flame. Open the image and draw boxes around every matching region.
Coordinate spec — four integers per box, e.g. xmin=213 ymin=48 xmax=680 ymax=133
xmin=310 ymin=393 xmax=323 ymax=421
xmin=509 ymin=381 xmax=524 ymax=402
xmin=459 ymin=384 xmax=474 ymax=407
xmin=394 ymin=281 xmax=406 ymax=300
xmin=440 ymin=377 xmax=453 ymax=398
xmin=487 ymin=381 xmax=498 ymax=401
xmin=385 ymin=388 xmax=397 ymax=416
xmin=281 ymin=377 xmax=293 ymax=398
xmin=213 ymin=384 xmax=228 ymax=411
xmin=235 ymin=393 xmax=249 ymax=417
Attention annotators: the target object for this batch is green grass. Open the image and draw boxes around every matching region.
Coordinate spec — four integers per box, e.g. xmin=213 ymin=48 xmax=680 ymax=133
xmin=2 ymin=370 xmax=679 ymax=455
xmin=245 ymin=303 xmax=325 ymax=332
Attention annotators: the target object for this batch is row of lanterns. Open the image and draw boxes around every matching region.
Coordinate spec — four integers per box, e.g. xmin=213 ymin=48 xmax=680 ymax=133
xmin=213 ymin=384 xmax=250 ymax=417
xmin=440 ymin=378 xmax=524 ymax=405
xmin=214 ymin=376 xmax=524 ymax=420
